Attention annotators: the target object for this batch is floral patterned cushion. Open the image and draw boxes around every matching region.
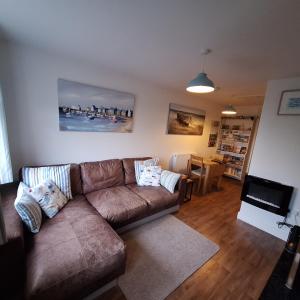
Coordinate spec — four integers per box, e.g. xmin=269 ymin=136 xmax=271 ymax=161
xmin=28 ymin=180 xmax=68 ymax=218
xmin=138 ymin=165 xmax=162 ymax=186
xmin=134 ymin=158 xmax=159 ymax=184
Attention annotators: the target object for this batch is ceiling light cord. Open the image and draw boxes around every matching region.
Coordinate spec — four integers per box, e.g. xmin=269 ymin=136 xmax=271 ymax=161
xmin=201 ymin=53 xmax=206 ymax=73
xmin=186 ymin=49 xmax=215 ymax=94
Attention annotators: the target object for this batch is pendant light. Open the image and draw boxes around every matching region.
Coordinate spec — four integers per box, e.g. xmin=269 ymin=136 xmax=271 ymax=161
xmin=186 ymin=49 xmax=215 ymax=93
xmin=222 ymin=104 xmax=237 ymax=115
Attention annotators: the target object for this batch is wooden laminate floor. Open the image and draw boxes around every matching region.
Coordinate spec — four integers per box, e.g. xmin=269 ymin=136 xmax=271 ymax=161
xmin=100 ymin=178 xmax=285 ymax=300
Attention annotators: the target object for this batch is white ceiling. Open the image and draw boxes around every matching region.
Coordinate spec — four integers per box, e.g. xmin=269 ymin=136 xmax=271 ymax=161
xmin=0 ymin=0 xmax=300 ymax=105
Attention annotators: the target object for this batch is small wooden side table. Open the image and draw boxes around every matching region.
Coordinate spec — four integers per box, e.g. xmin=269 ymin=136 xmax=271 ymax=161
xmin=184 ymin=178 xmax=194 ymax=202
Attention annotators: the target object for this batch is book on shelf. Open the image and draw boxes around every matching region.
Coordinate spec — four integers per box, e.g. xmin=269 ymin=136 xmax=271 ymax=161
xmin=240 ymin=147 xmax=247 ymax=154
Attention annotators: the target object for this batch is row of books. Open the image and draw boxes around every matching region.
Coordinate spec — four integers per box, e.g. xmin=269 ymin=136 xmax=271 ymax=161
xmin=225 ymin=166 xmax=242 ymax=178
xmin=219 ymin=144 xmax=247 ymax=154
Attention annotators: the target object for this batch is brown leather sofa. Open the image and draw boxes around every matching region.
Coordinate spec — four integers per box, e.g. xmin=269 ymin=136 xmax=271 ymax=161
xmin=0 ymin=158 xmax=187 ymax=300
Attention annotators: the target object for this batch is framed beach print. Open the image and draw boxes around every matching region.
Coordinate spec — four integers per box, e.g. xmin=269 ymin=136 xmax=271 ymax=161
xmin=167 ymin=103 xmax=206 ymax=135
xmin=58 ymin=79 xmax=135 ymax=132
xmin=278 ymin=89 xmax=300 ymax=115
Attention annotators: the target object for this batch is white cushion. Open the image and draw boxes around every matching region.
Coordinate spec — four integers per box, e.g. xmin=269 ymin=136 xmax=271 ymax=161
xmin=14 ymin=182 xmax=42 ymax=233
xmin=22 ymin=164 xmax=72 ymax=199
xmin=138 ymin=165 xmax=162 ymax=186
xmin=134 ymin=158 xmax=159 ymax=184
xmin=28 ymin=179 xmax=68 ymax=218
xmin=160 ymin=170 xmax=181 ymax=193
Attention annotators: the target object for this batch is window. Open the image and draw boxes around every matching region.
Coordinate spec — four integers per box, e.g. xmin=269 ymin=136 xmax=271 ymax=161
xmin=0 ymin=87 xmax=13 ymax=184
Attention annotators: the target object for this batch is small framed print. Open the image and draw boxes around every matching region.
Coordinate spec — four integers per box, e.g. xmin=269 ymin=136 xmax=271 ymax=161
xmin=278 ymin=89 xmax=300 ymax=115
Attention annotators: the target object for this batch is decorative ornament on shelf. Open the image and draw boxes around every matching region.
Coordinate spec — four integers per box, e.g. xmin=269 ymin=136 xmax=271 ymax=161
xmin=186 ymin=49 xmax=215 ymax=94
xmin=222 ymin=104 xmax=237 ymax=115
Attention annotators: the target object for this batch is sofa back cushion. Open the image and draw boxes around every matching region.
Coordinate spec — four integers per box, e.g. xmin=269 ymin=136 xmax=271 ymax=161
xmin=80 ymin=159 xmax=124 ymax=194
xmin=69 ymin=164 xmax=82 ymax=195
xmin=122 ymin=157 xmax=151 ymax=185
xmin=19 ymin=163 xmax=82 ymax=196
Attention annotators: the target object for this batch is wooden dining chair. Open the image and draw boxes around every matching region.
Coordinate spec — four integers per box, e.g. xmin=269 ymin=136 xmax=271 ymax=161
xmin=202 ymin=163 xmax=226 ymax=194
xmin=187 ymin=155 xmax=205 ymax=193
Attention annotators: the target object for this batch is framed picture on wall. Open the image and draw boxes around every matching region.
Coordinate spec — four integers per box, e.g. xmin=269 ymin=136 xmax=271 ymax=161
xmin=167 ymin=103 xmax=206 ymax=135
xmin=278 ymin=89 xmax=300 ymax=115
xmin=208 ymin=120 xmax=220 ymax=147
xmin=58 ymin=79 xmax=135 ymax=132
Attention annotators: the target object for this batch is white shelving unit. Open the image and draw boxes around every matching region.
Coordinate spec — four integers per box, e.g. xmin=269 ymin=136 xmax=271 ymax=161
xmin=217 ymin=117 xmax=256 ymax=181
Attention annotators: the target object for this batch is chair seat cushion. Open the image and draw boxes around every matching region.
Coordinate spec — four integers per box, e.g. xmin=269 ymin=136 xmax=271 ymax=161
xmin=127 ymin=184 xmax=179 ymax=213
xmin=85 ymin=186 xmax=148 ymax=226
xmin=191 ymin=167 xmax=206 ymax=175
xmin=25 ymin=195 xmax=126 ymax=300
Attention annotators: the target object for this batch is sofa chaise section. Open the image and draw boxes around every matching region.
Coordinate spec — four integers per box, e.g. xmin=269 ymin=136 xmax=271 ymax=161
xmin=25 ymin=195 xmax=126 ymax=300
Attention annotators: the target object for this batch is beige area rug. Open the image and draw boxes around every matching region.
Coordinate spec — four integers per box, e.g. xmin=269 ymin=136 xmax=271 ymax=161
xmin=118 ymin=215 xmax=219 ymax=300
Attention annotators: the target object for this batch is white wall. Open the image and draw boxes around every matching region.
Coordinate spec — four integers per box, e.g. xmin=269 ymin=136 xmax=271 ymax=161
xmin=238 ymin=77 xmax=300 ymax=241
xmin=0 ymin=42 xmax=223 ymax=177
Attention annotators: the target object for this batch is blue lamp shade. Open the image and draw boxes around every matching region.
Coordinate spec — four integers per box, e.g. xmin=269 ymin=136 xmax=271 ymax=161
xmin=222 ymin=104 xmax=237 ymax=115
xmin=186 ymin=72 xmax=215 ymax=93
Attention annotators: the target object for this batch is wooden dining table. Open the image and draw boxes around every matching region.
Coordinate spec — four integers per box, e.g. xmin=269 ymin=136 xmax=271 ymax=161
xmin=202 ymin=158 xmax=219 ymax=194
xmin=190 ymin=158 xmax=222 ymax=195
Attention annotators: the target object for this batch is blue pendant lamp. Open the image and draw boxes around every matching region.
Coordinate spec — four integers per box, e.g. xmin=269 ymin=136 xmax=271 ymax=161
xmin=222 ymin=104 xmax=237 ymax=115
xmin=186 ymin=49 xmax=215 ymax=93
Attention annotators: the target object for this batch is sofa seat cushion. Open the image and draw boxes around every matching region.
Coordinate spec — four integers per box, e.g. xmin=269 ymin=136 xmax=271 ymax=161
xmin=25 ymin=195 xmax=126 ymax=300
xmin=127 ymin=184 xmax=179 ymax=212
xmin=85 ymin=186 xmax=148 ymax=226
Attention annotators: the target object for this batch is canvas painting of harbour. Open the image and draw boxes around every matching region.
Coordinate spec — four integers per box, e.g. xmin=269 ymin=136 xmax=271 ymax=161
xmin=167 ymin=103 xmax=206 ymax=135
xmin=58 ymin=79 xmax=135 ymax=132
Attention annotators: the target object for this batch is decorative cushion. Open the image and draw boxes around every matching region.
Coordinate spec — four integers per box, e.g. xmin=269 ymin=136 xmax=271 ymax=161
xmin=122 ymin=157 xmax=151 ymax=184
xmin=22 ymin=164 xmax=72 ymax=199
xmin=14 ymin=182 xmax=42 ymax=233
xmin=134 ymin=158 xmax=159 ymax=184
xmin=29 ymin=180 xmax=68 ymax=218
xmin=160 ymin=170 xmax=181 ymax=193
xmin=138 ymin=165 xmax=162 ymax=186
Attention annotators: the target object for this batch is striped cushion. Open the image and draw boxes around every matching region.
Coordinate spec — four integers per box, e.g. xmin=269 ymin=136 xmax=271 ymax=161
xmin=29 ymin=179 xmax=68 ymax=218
xmin=14 ymin=182 xmax=42 ymax=233
xmin=134 ymin=158 xmax=159 ymax=184
xmin=160 ymin=170 xmax=181 ymax=193
xmin=22 ymin=164 xmax=72 ymax=199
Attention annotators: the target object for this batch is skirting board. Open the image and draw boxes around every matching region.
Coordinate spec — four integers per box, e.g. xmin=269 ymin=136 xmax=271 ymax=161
xmin=116 ymin=205 xmax=180 ymax=234
xmin=237 ymin=201 xmax=289 ymax=241
xmin=83 ymin=279 xmax=117 ymax=300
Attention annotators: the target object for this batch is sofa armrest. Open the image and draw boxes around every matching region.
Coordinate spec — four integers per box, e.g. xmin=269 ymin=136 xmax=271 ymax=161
xmin=0 ymin=182 xmax=25 ymax=298
xmin=175 ymin=175 xmax=188 ymax=205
